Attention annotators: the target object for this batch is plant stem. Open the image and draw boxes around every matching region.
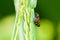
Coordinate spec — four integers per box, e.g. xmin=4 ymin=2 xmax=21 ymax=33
xmin=11 ymin=0 xmax=37 ymax=40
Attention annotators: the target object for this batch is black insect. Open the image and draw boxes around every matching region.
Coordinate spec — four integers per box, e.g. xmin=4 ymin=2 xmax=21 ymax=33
xmin=34 ymin=13 xmax=40 ymax=27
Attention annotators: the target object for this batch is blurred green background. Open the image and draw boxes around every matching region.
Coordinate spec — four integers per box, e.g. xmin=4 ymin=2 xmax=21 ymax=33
xmin=0 ymin=0 xmax=60 ymax=40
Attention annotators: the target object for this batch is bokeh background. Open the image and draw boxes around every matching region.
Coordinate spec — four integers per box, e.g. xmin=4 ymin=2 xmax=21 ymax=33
xmin=0 ymin=0 xmax=60 ymax=40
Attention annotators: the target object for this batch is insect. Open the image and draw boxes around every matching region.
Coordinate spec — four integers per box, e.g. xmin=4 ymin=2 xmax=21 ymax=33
xmin=34 ymin=13 xmax=40 ymax=27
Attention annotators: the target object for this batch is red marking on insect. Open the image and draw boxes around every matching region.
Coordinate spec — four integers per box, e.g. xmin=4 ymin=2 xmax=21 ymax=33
xmin=34 ymin=13 xmax=40 ymax=27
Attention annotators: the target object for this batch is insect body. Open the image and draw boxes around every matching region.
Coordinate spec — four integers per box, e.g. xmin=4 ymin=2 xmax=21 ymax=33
xmin=34 ymin=13 xmax=40 ymax=27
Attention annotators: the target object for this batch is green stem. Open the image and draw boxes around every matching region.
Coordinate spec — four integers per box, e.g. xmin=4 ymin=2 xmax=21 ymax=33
xmin=11 ymin=0 xmax=37 ymax=40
